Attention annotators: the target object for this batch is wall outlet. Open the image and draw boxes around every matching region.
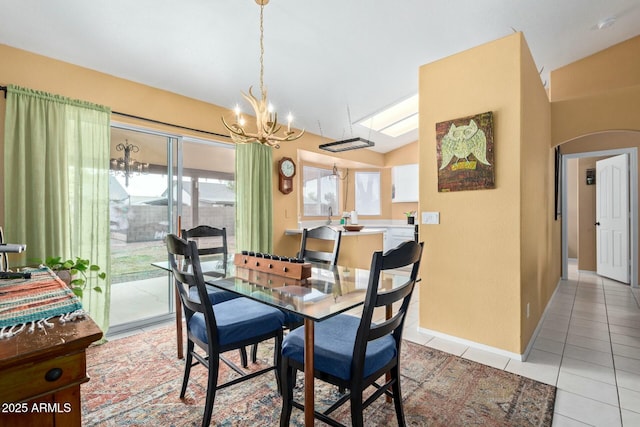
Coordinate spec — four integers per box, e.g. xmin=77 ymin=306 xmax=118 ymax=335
xmin=422 ymin=212 xmax=440 ymax=224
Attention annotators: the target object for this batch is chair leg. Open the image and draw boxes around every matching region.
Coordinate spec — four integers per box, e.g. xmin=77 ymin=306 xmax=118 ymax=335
xmin=201 ymin=354 xmax=220 ymax=427
xmin=279 ymin=358 xmax=295 ymax=427
xmin=180 ymin=340 xmax=194 ymax=399
xmin=239 ymin=347 xmax=248 ymax=368
xmin=391 ymin=366 xmax=406 ymax=426
xmin=251 ymin=342 xmax=258 ymax=363
xmin=273 ymin=335 xmax=283 ymax=394
xmin=350 ymin=385 xmax=364 ymax=427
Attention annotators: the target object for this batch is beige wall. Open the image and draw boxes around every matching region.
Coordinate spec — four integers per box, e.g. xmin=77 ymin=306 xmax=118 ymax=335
xmin=550 ymin=35 xmax=640 ymax=146
xmin=418 ymin=33 xmax=557 ymax=354
xmin=550 ymin=35 xmax=640 ymax=101
xmin=519 ymin=34 xmax=559 ymax=351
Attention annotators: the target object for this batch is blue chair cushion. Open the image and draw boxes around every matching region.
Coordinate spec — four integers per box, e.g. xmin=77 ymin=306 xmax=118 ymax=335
xmin=282 ymin=314 xmax=396 ymax=381
xmin=249 ymin=290 xmax=302 ymax=328
xmin=189 ymin=297 xmax=285 ymax=347
xmin=189 ymin=284 xmax=239 ymax=305
xmin=283 ymin=311 xmax=303 ymax=327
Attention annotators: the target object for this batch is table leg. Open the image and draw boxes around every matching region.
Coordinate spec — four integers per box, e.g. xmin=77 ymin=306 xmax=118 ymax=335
xmin=175 ymin=281 xmax=184 ymax=359
xmin=304 ymin=318 xmax=315 ymax=427
xmin=386 ymin=304 xmax=392 ymax=402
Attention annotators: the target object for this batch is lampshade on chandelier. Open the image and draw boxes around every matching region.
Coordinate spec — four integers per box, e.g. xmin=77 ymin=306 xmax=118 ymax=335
xmin=221 ymin=0 xmax=304 ymax=148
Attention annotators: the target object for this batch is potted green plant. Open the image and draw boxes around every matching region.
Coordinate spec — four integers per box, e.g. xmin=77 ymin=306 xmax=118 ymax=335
xmin=38 ymin=256 xmax=106 ymax=298
xmin=404 ymin=211 xmax=416 ymax=225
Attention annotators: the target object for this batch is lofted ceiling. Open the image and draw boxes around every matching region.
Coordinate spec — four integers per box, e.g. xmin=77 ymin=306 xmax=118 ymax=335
xmin=1 ymin=0 xmax=639 ymax=153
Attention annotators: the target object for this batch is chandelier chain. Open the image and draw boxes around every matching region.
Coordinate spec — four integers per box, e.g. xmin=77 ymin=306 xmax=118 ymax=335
xmin=259 ymin=3 xmax=265 ymax=99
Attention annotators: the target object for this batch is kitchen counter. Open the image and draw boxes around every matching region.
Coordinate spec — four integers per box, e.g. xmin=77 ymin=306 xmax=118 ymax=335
xmin=284 ymin=227 xmax=386 ymax=236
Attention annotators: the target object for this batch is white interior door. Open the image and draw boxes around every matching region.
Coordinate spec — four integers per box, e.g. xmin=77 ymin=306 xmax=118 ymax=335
xmin=596 ymin=154 xmax=630 ymax=283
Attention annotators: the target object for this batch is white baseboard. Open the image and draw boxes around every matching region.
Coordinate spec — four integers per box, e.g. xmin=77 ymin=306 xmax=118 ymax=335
xmin=417 ymin=277 xmax=564 ymax=362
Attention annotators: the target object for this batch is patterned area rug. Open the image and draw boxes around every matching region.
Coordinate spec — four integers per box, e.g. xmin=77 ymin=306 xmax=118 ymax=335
xmin=82 ymin=324 xmax=555 ymax=426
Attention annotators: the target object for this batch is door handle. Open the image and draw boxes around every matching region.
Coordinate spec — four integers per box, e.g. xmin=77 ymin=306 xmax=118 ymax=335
xmin=595 ymin=222 xmax=600 ymax=226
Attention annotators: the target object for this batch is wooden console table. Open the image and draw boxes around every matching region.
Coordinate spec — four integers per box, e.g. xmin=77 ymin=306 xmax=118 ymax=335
xmin=0 ymin=317 xmax=102 ymax=426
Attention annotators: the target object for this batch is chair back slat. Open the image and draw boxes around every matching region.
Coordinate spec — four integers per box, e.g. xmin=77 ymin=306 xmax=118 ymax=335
xmin=182 ymin=225 xmax=228 ymax=257
xmin=301 ymin=249 xmax=333 ymax=263
xmin=375 ymin=279 xmax=414 ymax=307
xmin=381 ymin=241 xmax=423 ymax=270
xmin=299 ymin=226 xmax=342 ymax=265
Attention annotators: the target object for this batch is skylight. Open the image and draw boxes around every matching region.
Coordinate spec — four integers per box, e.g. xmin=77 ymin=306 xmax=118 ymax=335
xmin=357 ymin=94 xmax=418 ymax=137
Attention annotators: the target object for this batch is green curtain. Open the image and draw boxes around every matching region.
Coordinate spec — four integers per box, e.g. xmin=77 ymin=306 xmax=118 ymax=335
xmin=235 ymin=142 xmax=273 ymax=253
xmin=3 ymin=85 xmax=112 ymax=333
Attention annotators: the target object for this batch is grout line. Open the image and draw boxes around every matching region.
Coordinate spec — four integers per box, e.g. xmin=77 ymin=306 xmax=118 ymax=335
xmin=602 ymin=275 xmax=626 ymax=425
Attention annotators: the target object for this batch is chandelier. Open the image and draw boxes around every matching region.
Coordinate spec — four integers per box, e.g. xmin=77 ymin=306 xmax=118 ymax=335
xmin=110 ymin=140 xmax=149 ymax=187
xmin=221 ymin=0 xmax=304 ymax=148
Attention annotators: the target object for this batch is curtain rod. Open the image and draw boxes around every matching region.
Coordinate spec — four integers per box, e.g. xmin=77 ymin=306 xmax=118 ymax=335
xmin=112 ymin=111 xmax=230 ymax=140
xmin=0 ymin=85 xmax=229 ymax=139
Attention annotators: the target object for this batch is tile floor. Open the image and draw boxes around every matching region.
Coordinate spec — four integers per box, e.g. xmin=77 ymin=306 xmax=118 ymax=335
xmin=400 ymin=260 xmax=640 ymax=427
xmin=107 ymin=260 xmax=640 ymax=426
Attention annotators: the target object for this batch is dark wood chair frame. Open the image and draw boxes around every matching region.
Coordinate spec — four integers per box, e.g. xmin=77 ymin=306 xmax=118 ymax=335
xmin=181 ymin=225 xmax=257 ymax=366
xmin=181 ymin=225 xmax=228 ymax=278
xmin=166 ymin=234 xmax=283 ymax=427
xmin=280 ymin=240 xmax=424 ymax=427
xmin=0 ymin=227 xmax=7 ymax=272
xmin=299 ymin=225 xmax=342 ymax=265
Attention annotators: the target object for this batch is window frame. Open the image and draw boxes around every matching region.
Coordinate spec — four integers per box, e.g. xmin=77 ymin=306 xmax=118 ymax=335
xmin=301 ymin=164 xmax=340 ymax=217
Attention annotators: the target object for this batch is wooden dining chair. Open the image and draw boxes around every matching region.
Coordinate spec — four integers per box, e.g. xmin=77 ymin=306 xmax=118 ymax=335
xmin=182 ymin=225 xmax=256 ymax=367
xmin=298 ymin=226 xmax=342 ymax=265
xmin=279 ymin=240 xmax=424 ymax=427
xmin=166 ymin=234 xmax=285 ymax=427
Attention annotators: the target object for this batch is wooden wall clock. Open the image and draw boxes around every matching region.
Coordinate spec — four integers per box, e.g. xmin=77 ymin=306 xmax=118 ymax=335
xmin=278 ymin=157 xmax=296 ymax=194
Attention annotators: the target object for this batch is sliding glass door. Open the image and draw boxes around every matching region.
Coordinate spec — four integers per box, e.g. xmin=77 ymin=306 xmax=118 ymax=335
xmin=108 ymin=125 xmax=234 ymax=333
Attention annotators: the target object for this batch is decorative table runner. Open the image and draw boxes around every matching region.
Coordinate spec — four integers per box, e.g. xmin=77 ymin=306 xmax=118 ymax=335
xmin=0 ymin=267 xmax=84 ymax=338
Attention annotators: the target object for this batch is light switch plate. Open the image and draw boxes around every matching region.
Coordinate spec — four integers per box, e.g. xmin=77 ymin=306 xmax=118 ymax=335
xmin=422 ymin=212 xmax=439 ymax=224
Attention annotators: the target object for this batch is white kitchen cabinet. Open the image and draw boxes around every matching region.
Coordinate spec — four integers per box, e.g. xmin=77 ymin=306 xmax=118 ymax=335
xmin=391 ymin=164 xmax=419 ymax=202
xmin=383 ymin=226 xmax=416 ymax=252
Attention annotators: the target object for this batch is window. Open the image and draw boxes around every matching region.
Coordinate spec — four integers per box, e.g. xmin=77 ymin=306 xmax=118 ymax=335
xmin=108 ymin=126 xmax=235 ymax=334
xmin=303 ymin=165 xmax=339 ymax=216
xmin=355 ymin=171 xmax=381 ymax=215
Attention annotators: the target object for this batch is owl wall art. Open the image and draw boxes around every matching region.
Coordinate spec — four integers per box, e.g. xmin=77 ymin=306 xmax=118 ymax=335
xmin=436 ymin=111 xmax=495 ymax=192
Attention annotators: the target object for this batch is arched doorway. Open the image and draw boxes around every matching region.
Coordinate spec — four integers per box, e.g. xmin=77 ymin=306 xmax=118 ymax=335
xmin=559 ymin=130 xmax=640 ymax=287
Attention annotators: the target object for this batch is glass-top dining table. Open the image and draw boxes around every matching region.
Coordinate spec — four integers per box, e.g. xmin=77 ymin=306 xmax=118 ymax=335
xmin=152 ymin=254 xmax=407 ymax=426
